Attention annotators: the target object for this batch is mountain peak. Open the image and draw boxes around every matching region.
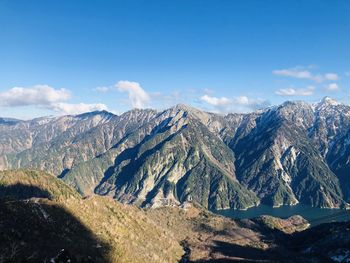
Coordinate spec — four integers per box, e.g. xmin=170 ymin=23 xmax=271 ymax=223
xmin=75 ymin=110 xmax=116 ymax=119
xmin=172 ymin=103 xmax=197 ymax=112
xmin=319 ymin=96 xmax=340 ymax=106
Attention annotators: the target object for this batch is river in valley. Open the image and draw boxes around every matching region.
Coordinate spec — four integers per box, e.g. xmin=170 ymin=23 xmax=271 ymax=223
xmin=214 ymin=204 xmax=350 ymax=227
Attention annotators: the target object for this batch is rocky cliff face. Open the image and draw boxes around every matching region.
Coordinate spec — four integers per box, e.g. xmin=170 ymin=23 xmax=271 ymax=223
xmin=1 ymin=98 xmax=350 ymax=209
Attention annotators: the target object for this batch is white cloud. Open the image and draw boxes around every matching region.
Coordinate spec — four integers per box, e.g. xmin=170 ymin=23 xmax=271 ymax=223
xmin=233 ymin=96 xmax=249 ymax=105
xmin=200 ymin=94 xmax=269 ymax=113
xmin=324 ymin=73 xmax=339 ymax=81
xmin=275 ymin=86 xmax=315 ymax=96
xmin=0 ymin=85 xmax=71 ymax=107
xmin=116 ymin=80 xmax=150 ymax=109
xmin=0 ymin=85 xmax=108 ymax=115
xmin=200 ymin=94 xmax=231 ymax=106
xmin=50 ymin=102 xmax=108 ymax=115
xmin=273 ymin=67 xmax=338 ymax=83
xmin=233 ymin=96 xmax=270 ymax=110
xmin=273 ymin=68 xmax=313 ymax=79
xmin=95 ymin=86 xmax=110 ymax=93
xmin=324 ymin=83 xmax=339 ymax=91
xmin=203 ymin=88 xmax=214 ymax=95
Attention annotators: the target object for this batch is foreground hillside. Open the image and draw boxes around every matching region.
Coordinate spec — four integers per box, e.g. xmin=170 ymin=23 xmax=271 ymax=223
xmin=1 ymin=170 xmax=350 ymax=262
xmin=0 ymin=170 xmax=183 ymax=262
xmin=0 ymin=98 xmax=350 ymax=210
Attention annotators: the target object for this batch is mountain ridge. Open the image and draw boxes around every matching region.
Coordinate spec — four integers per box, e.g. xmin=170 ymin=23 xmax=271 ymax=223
xmin=0 ymin=96 xmax=346 ymax=122
xmin=1 ymin=97 xmax=350 ymax=210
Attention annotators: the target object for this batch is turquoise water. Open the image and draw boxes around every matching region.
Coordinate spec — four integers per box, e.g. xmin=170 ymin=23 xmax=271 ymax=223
xmin=213 ymin=204 xmax=350 ymax=227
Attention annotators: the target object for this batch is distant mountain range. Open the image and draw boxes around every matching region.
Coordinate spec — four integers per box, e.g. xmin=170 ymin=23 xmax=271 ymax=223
xmin=1 ymin=97 xmax=350 ymax=210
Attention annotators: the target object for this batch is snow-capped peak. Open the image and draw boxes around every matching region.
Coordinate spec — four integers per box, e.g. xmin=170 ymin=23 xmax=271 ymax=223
xmin=319 ymin=96 xmax=340 ymax=106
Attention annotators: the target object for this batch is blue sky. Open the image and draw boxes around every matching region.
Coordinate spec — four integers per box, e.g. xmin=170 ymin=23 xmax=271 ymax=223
xmin=1 ymin=0 xmax=350 ymax=118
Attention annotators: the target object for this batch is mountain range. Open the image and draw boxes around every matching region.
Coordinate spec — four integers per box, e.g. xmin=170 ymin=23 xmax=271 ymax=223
xmin=1 ymin=97 xmax=350 ymax=210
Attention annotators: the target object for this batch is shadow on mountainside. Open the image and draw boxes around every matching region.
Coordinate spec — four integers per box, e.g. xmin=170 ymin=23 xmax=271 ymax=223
xmin=0 ymin=183 xmax=111 ymax=263
xmin=187 ymin=216 xmax=350 ymax=263
xmin=181 ymin=216 xmax=321 ymax=263
xmin=189 ymin=239 xmax=308 ymax=263
xmin=0 ymin=183 xmax=52 ymax=200
xmin=193 ymin=240 xmax=275 ymax=262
